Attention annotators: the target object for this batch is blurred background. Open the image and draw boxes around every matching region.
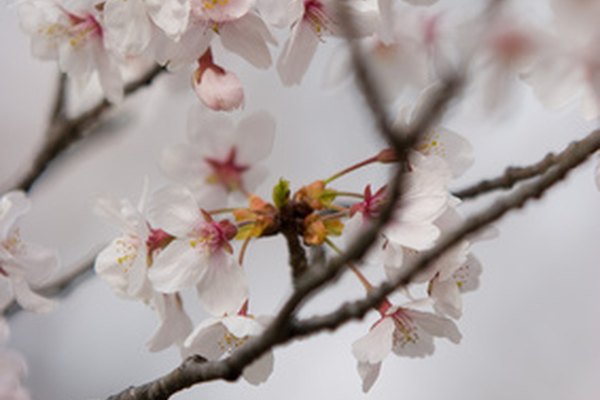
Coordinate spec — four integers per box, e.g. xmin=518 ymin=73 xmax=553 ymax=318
xmin=1 ymin=1 xmax=600 ymax=399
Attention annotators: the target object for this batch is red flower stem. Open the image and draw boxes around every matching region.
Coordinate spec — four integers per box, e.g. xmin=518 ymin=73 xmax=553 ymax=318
xmin=324 ymin=155 xmax=379 ymax=184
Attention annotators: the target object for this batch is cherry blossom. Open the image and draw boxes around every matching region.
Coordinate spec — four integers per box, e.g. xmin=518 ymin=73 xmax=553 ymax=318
xmin=147 ymin=186 xmax=248 ymax=316
xmin=276 ymin=0 xmax=377 ymax=85
xmin=146 ymin=293 xmax=194 ymax=352
xmin=352 ymin=302 xmax=461 ymax=392
xmin=0 ymin=191 xmax=58 ymax=313
xmin=161 ymin=109 xmax=276 ymax=207
xmin=184 ymin=308 xmax=274 ymax=385
xmin=19 ymin=0 xmax=124 ymax=102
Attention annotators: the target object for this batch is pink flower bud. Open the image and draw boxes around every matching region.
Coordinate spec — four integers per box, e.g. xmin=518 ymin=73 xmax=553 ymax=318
xmin=193 ymin=67 xmax=245 ymax=112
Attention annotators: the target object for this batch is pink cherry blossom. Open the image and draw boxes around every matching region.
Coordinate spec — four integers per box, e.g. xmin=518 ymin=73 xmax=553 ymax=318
xmin=161 ymin=109 xmax=275 ymax=207
xmin=192 ymin=48 xmax=244 ymax=111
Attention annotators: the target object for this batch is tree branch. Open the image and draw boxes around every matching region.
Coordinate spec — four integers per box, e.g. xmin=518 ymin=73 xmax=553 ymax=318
xmin=8 ymin=65 xmax=165 ymax=193
xmin=453 ymin=143 xmax=582 ymax=199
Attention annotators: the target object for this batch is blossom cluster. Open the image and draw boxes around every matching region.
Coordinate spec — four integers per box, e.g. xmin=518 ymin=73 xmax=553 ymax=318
xmin=10 ymin=0 xmax=600 ymax=396
xmin=16 ymin=0 xmax=600 ymax=118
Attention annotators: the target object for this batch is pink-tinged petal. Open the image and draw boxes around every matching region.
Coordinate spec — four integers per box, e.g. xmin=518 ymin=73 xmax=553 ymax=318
xmin=242 ymin=350 xmax=274 ymax=385
xmin=148 ymin=186 xmax=200 ymax=237
xmin=149 ymin=240 xmax=208 ymax=293
xmin=104 ymin=0 xmax=152 ymax=56
xmin=277 ymin=20 xmax=319 ymax=86
xmin=195 ymin=252 xmax=248 ymax=316
xmin=194 ymin=68 xmax=245 ymax=111
xmin=219 ymin=13 xmax=275 ymax=69
xmin=184 ymin=318 xmax=228 ymax=359
xmin=352 ymin=317 xmax=395 ymax=364
xmin=233 ymin=111 xmax=276 ymax=165
xmin=357 ymin=361 xmax=381 ymax=393
xmin=453 ymin=254 xmax=482 ymax=293
xmin=147 ymin=294 xmax=194 ymax=352
xmin=190 ymin=184 xmax=230 ymax=210
xmin=146 ymin=0 xmax=190 ymax=39
xmin=11 ymin=277 xmax=55 ymax=313
xmin=0 ymin=192 xmax=30 ymax=240
xmin=405 ymin=309 xmax=462 ymax=344
xmin=418 ymin=127 xmax=474 ymax=178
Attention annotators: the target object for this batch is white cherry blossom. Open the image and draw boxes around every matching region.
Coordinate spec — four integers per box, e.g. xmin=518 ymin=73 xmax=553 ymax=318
xmin=0 ymin=191 xmax=58 ymax=313
xmin=0 ymin=319 xmax=31 ymax=400
xmin=19 ymin=0 xmax=124 ymax=102
xmin=147 ymin=186 xmax=248 ymax=316
xmin=352 ymin=302 xmax=461 ymax=392
xmin=184 ymin=310 xmax=274 ymax=385
xmin=192 ymin=48 xmax=244 ymax=111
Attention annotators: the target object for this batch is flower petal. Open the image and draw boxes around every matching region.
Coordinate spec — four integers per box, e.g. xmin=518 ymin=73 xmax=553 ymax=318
xmin=149 ymin=239 xmax=208 ymax=293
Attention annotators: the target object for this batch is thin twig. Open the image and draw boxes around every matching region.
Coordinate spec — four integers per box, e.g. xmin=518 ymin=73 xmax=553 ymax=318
xmin=454 ymin=146 xmax=575 ymax=199
xmin=293 ymin=129 xmax=600 ymax=335
xmin=9 ymin=65 xmax=165 ymax=193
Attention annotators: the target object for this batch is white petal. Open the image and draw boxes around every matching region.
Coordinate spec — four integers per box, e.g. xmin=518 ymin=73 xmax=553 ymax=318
xmin=184 ymin=318 xmax=228 ymax=360
xmin=406 ymin=309 xmax=462 ymax=344
xmin=357 ymin=361 xmax=381 ymax=393
xmin=430 ymin=277 xmax=462 ymax=319
xmin=149 ymin=240 xmax=208 ymax=293
xmin=104 ymin=0 xmax=152 ymax=56
xmin=221 ymin=315 xmax=263 ymax=337
xmin=160 ymin=144 xmax=208 ymax=183
xmin=242 ymin=350 xmax=274 ymax=385
xmin=146 ymin=0 xmax=190 ymax=39
xmin=196 ymin=253 xmax=248 ymax=316
xmin=147 ymin=294 xmax=194 ymax=352
xmin=12 ymin=242 xmax=59 ymax=286
xmin=219 ymin=13 xmax=275 ymax=69
xmin=277 ymin=20 xmax=319 ymax=86
xmin=351 ymin=317 xmax=395 ymax=363
xmin=187 ymin=108 xmax=235 ymax=154
xmin=148 ymin=186 xmax=200 ymax=237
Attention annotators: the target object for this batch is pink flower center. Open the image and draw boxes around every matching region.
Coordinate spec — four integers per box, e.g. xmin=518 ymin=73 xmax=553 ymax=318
xmin=64 ymin=11 xmax=103 ymax=48
xmin=146 ymin=228 xmax=173 ymax=259
xmin=204 ymin=148 xmax=250 ymax=192
xmin=303 ymin=0 xmax=329 ymax=36
xmin=390 ymin=309 xmax=419 ymax=346
xmin=351 ymin=185 xmax=387 ymax=219
xmin=191 ymin=220 xmax=236 ymax=254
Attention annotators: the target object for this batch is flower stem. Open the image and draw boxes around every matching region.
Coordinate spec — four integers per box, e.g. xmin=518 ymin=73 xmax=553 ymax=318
xmin=324 ymin=155 xmax=379 ymax=184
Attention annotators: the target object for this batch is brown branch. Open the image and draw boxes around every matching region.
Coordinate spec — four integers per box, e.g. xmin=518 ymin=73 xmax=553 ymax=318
xmin=293 ymin=129 xmax=600 ymax=335
xmin=454 ymin=146 xmax=575 ymax=199
xmin=106 ymin=128 xmax=600 ymax=400
xmin=105 ymin=3 xmax=464 ymax=399
xmin=9 ymin=65 xmax=165 ymax=193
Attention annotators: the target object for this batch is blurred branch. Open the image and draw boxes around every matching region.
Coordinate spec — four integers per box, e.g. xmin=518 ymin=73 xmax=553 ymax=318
xmin=453 ymin=141 xmax=586 ymax=199
xmin=7 ymin=64 xmax=165 ymax=194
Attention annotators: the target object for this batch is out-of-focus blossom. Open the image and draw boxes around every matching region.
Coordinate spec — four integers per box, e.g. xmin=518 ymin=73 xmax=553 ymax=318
xmin=19 ymin=0 xmax=124 ymax=102
xmin=161 ymin=109 xmax=276 ymax=207
xmin=0 ymin=191 xmax=58 ymax=313
xmin=0 ymin=319 xmax=31 ymax=400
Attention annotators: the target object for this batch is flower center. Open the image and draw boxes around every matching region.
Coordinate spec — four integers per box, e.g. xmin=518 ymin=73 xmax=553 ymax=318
xmin=204 ymin=148 xmax=249 ymax=192
xmin=391 ymin=310 xmax=419 ymax=347
xmin=304 ymin=0 xmax=329 ymax=36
